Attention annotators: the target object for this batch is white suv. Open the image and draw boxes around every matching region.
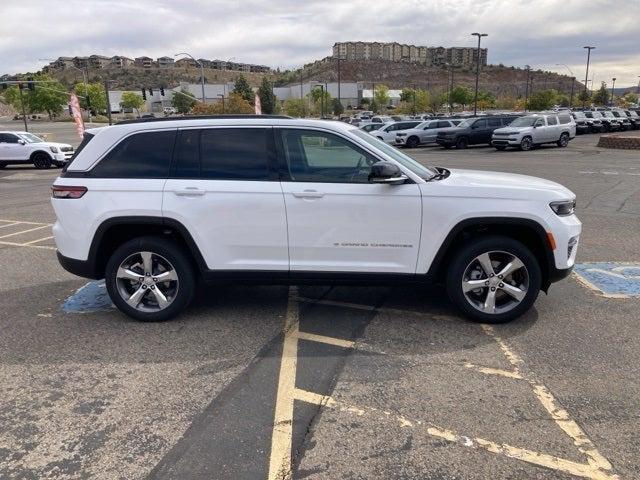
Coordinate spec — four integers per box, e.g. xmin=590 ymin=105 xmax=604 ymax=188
xmin=491 ymin=113 xmax=576 ymax=151
xmin=52 ymin=115 xmax=581 ymax=323
xmin=0 ymin=131 xmax=74 ymax=169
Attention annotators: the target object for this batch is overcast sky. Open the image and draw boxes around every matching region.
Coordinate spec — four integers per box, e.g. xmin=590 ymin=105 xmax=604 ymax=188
xmin=1 ymin=0 xmax=638 ymax=87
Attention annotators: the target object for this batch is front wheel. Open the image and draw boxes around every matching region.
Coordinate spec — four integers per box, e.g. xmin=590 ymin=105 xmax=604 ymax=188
xmin=455 ymin=137 xmax=468 ymax=149
xmin=32 ymin=152 xmax=52 ymax=169
xmin=406 ymin=136 xmax=420 ymax=148
xmin=445 ymin=236 xmax=541 ymax=323
xmin=557 ymin=132 xmax=570 ymax=147
xmin=519 ymin=136 xmax=533 ymax=151
xmin=105 ymin=236 xmax=196 ymax=321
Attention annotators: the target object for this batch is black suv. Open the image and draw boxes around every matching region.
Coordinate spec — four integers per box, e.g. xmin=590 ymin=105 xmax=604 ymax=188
xmin=571 ymin=111 xmax=591 ymax=134
xmin=610 ymin=109 xmax=632 ymax=131
xmin=585 ymin=111 xmax=618 ymax=132
xmin=436 ymin=116 xmax=517 ymax=149
xmin=624 ymin=110 xmax=640 ymax=130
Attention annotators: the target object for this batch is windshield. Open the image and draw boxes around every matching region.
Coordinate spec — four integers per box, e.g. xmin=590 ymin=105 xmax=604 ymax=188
xmin=509 ymin=116 xmax=537 ymax=127
xmin=351 ymin=130 xmax=437 ymax=179
xmin=456 ymin=119 xmax=474 ymax=128
xmin=17 ymin=133 xmax=44 ymax=143
xmin=586 ymin=111 xmax=602 ymax=119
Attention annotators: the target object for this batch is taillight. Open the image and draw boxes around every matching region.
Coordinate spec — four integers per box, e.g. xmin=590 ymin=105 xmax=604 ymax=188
xmin=52 ymin=185 xmax=87 ymax=199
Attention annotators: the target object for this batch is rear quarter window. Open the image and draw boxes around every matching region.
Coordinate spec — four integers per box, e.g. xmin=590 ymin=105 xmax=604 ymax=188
xmin=90 ymin=130 xmax=175 ymax=178
xmin=559 ymin=115 xmax=572 ymax=124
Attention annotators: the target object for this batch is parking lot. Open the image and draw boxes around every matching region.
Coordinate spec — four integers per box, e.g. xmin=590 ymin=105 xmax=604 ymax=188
xmin=0 ymin=121 xmax=639 ymax=479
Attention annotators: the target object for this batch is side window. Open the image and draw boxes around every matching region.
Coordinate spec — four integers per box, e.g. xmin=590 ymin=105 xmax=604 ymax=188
xmin=200 ymin=128 xmax=271 ymax=180
xmin=534 ymin=118 xmax=545 ymax=127
xmin=547 ymin=116 xmax=558 ymax=125
xmin=488 ymin=118 xmax=502 ymax=127
xmin=173 ymin=129 xmax=200 ymax=178
xmin=473 ymin=119 xmax=487 ymax=128
xmin=91 ymin=130 xmax=175 ymax=178
xmin=559 ymin=115 xmax=571 ymax=125
xmin=437 ymin=121 xmax=450 ymax=128
xmin=0 ymin=133 xmax=19 ymax=143
xmin=279 ymin=129 xmax=378 ymax=184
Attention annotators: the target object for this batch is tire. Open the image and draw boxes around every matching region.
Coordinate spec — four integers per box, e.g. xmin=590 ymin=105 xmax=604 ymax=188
xmin=445 ymin=235 xmax=541 ymax=324
xmin=519 ymin=136 xmax=533 ymax=151
xmin=602 ymin=123 xmax=610 ymax=133
xmin=32 ymin=152 xmax=52 ymax=169
xmin=557 ymin=132 xmax=569 ymax=148
xmin=105 ymin=236 xmax=196 ymax=322
xmin=495 ymin=146 xmax=507 ymax=151
xmin=0 ymin=163 xmax=6 ymax=169
xmin=406 ymin=136 xmax=420 ymax=148
xmin=455 ymin=137 xmax=468 ymax=149
xmin=442 ymin=144 xmax=453 ymax=149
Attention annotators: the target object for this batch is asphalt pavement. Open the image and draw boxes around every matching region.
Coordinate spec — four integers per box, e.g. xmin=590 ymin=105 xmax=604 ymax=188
xmin=0 ymin=121 xmax=638 ymax=479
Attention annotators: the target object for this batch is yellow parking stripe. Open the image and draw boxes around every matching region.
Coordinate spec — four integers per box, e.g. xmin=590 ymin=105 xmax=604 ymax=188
xmin=296 ymin=331 xmax=355 ymax=349
xmin=0 ymin=222 xmax=20 ymax=229
xmin=0 ymin=240 xmax=56 ymax=250
xmin=22 ymin=236 xmax=54 ymax=245
xmin=0 ymin=218 xmax=51 ymax=226
xmin=0 ymin=224 xmax=50 ymax=239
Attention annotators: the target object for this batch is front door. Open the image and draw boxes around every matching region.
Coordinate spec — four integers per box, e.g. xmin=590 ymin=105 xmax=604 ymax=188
xmin=277 ymin=128 xmax=422 ymax=273
xmin=470 ymin=118 xmax=490 ymax=144
xmin=163 ymin=127 xmax=289 ymax=271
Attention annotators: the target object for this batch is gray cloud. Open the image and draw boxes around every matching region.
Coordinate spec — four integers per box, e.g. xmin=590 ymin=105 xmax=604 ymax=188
xmin=1 ymin=0 xmax=638 ymax=86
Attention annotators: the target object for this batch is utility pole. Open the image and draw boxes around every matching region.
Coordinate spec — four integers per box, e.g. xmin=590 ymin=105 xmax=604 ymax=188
xmin=103 ymin=80 xmax=112 ymax=125
xmin=610 ymin=78 xmax=616 ymax=106
xmin=299 ymin=68 xmax=305 ymax=117
xmin=337 ymin=55 xmax=341 ymax=110
xmin=19 ymin=85 xmax=28 ymax=131
xmin=582 ymin=46 xmax=596 ymax=106
xmin=569 ymin=77 xmax=575 ymax=108
xmin=471 ymin=32 xmax=488 ymax=116
xmin=524 ymin=65 xmax=531 ymax=112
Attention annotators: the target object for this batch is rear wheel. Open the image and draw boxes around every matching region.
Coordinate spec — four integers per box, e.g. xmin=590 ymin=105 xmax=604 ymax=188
xmin=519 ymin=136 xmax=533 ymax=151
xmin=455 ymin=137 xmax=468 ymax=149
xmin=105 ymin=236 xmax=196 ymax=322
xmin=557 ymin=132 xmax=570 ymax=147
xmin=445 ymin=236 xmax=541 ymax=323
xmin=32 ymin=152 xmax=52 ymax=169
xmin=406 ymin=136 xmax=420 ymax=148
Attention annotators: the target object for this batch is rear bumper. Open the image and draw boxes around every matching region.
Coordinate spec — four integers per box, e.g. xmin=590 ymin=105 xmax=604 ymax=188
xmin=57 ymin=251 xmax=102 ymax=279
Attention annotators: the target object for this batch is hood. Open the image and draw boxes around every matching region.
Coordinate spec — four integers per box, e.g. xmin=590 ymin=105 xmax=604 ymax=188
xmin=424 ymin=168 xmax=575 ymax=202
xmin=45 ymin=141 xmax=73 ymax=149
xmin=493 ymin=125 xmax=530 ymax=133
xmin=437 ymin=126 xmax=460 ymax=134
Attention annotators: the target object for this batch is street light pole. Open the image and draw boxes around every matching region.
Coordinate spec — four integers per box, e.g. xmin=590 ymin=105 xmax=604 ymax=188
xmin=637 ymin=76 xmax=640 ymax=95
xmin=471 ymin=32 xmax=488 ymax=116
xmin=299 ymin=68 xmax=305 ymax=117
xmin=337 ymin=55 xmax=341 ymax=110
xmin=217 ymin=94 xmax=225 ymax=113
xmin=314 ymin=84 xmax=325 ymax=118
xmin=524 ymin=65 xmax=531 ymax=112
xmin=582 ymin=46 xmax=596 ymax=106
xmin=610 ymin=78 xmax=616 ymax=106
xmin=175 ymin=52 xmax=205 ymax=102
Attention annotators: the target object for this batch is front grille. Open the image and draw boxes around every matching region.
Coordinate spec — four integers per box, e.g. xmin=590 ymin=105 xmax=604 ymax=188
xmin=60 ymin=146 xmax=74 ymax=152
xmin=492 ymin=140 xmax=509 ymax=145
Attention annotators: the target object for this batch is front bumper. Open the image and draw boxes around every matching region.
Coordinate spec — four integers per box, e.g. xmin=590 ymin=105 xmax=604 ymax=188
xmin=492 ymin=136 xmax=520 ymax=146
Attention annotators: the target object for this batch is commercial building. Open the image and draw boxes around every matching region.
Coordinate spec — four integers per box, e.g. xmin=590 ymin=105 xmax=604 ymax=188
xmin=332 ymin=41 xmax=487 ymax=68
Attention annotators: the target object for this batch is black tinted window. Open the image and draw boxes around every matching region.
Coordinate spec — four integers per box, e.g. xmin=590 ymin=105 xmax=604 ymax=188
xmin=437 ymin=121 xmax=450 ymax=128
xmin=473 ymin=119 xmax=487 ymax=128
xmin=488 ymin=118 xmax=502 ymax=127
xmin=0 ymin=133 xmax=19 ymax=143
xmin=173 ymin=129 xmax=200 ymax=178
xmin=559 ymin=115 xmax=571 ymax=124
xmin=200 ymin=128 xmax=270 ymax=180
xmin=91 ymin=130 xmax=175 ymax=178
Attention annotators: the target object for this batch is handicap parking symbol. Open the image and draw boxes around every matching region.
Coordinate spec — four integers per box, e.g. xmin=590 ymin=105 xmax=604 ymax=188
xmin=574 ymin=262 xmax=640 ymax=298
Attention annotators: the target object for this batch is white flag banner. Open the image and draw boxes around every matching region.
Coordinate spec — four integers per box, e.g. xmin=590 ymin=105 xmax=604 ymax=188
xmin=254 ymin=93 xmax=262 ymax=115
xmin=69 ymin=93 xmax=85 ymax=139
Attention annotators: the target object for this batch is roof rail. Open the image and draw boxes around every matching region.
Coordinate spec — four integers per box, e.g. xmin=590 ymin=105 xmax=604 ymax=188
xmin=115 ymin=114 xmax=293 ymax=125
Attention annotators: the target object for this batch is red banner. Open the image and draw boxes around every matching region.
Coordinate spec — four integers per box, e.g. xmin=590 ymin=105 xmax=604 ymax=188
xmin=69 ymin=93 xmax=85 ymax=139
xmin=254 ymin=93 xmax=262 ymax=115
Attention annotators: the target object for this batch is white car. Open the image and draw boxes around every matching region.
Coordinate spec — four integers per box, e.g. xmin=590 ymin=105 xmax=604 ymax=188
xmin=52 ymin=116 xmax=581 ymax=323
xmin=0 ymin=131 xmax=74 ymax=169
xmin=370 ymin=121 xmax=422 ymax=143
xmin=395 ymin=119 xmax=462 ymax=148
xmin=492 ymin=113 xmax=576 ymax=151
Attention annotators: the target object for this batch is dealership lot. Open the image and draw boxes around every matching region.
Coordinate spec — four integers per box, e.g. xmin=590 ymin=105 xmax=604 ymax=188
xmin=0 ymin=123 xmax=638 ymax=479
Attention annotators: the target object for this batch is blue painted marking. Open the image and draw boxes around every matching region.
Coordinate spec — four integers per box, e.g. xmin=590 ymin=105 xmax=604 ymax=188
xmin=574 ymin=262 xmax=640 ymax=297
xmin=62 ymin=280 xmax=114 ymax=313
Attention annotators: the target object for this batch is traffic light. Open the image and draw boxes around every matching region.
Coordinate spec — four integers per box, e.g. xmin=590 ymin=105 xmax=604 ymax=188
xmin=160 ymin=86 xmax=165 ymax=96
xmin=141 ymin=88 xmax=147 ymax=100
xmin=148 ymin=87 xmax=153 ymax=96
xmin=27 ymin=77 xmax=35 ymax=91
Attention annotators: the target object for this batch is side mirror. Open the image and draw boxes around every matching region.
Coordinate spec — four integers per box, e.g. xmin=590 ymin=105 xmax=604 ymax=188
xmin=18 ymin=139 xmax=26 ymax=145
xmin=369 ymin=161 xmax=407 ymax=185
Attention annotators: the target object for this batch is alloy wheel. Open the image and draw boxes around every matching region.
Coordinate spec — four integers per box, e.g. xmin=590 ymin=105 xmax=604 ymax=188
xmin=461 ymin=251 xmax=529 ymax=315
xmin=115 ymin=251 xmax=179 ymax=312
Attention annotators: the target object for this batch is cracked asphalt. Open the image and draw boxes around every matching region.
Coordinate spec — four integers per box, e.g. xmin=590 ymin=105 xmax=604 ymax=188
xmin=0 ymin=120 xmax=638 ymax=479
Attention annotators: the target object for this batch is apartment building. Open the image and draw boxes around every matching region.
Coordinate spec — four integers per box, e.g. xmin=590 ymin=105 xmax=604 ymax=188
xmin=134 ymin=56 xmax=154 ymax=68
xmin=157 ymin=56 xmax=175 ymax=68
xmin=332 ymin=41 xmax=488 ymax=68
xmin=111 ymin=56 xmax=134 ymax=68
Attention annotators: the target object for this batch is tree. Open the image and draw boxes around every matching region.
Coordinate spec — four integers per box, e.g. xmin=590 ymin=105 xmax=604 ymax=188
xmin=74 ymin=82 xmax=107 ymax=114
xmin=257 ymin=77 xmax=276 ymax=114
xmin=395 ymin=89 xmax=430 ymax=114
xmin=120 ymin=91 xmax=145 ymax=117
xmin=527 ymin=89 xmax=558 ymax=110
xmin=172 ymin=87 xmax=197 ymax=114
xmin=373 ymin=85 xmax=390 ymax=112
xmin=622 ymin=92 xmax=638 ymax=106
xmin=309 ymin=87 xmax=331 ymax=117
xmin=577 ymin=89 xmax=591 ymax=106
xmin=191 ymin=93 xmax=253 ymax=114
xmin=283 ymin=98 xmax=306 ymax=117
xmin=2 ymin=75 xmax=68 ymax=119
xmin=233 ymin=75 xmax=254 ymax=104
xmin=592 ymin=82 xmax=609 ymax=106
xmin=331 ymin=97 xmax=344 ymax=116
xmin=449 ymin=86 xmax=473 ymax=108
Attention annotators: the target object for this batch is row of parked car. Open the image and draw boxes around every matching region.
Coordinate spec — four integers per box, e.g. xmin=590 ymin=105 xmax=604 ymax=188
xmin=360 ymin=107 xmax=640 ymax=152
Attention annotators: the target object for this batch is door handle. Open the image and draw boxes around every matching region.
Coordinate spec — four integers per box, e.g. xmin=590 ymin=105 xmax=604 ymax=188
xmin=173 ymin=187 xmax=206 ymax=197
xmin=292 ymin=190 xmax=325 ymax=199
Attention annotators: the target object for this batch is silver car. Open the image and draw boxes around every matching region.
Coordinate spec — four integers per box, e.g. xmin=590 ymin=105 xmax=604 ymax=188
xmin=395 ymin=119 xmax=462 ymax=148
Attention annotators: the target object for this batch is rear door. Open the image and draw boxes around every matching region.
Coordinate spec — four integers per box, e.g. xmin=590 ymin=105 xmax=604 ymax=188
xmin=277 ymin=127 xmax=422 ymax=273
xmin=163 ymin=127 xmax=289 ymax=271
xmin=0 ymin=133 xmax=25 ymax=161
xmin=545 ymin=115 xmax=560 ymax=141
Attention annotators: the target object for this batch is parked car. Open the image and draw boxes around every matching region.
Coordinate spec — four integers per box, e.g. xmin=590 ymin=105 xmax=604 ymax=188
xmin=359 ymin=123 xmax=385 ymax=133
xmin=573 ymin=110 xmax=602 ymax=133
xmin=52 ymin=115 xmax=580 ymax=323
xmin=436 ymin=116 xmax=517 ymax=149
xmin=610 ymin=109 xmax=632 ymax=131
xmin=571 ymin=111 xmax=591 ymax=134
xmin=370 ymin=115 xmax=393 ymax=124
xmin=491 ymin=113 xmax=576 ymax=151
xmin=0 ymin=131 xmax=74 ymax=169
xmin=371 ymin=121 xmax=423 ymax=143
xmin=583 ymin=111 xmax=616 ymax=132
xmin=395 ymin=119 xmax=462 ymax=148
xmin=623 ymin=110 xmax=640 ymax=129
xmin=596 ymin=111 xmax=622 ymax=132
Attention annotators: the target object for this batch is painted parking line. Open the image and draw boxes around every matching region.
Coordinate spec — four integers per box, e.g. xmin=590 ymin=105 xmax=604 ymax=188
xmin=574 ymin=262 xmax=640 ymax=298
xmin=0 ymin=219 xmax=55 ymax=250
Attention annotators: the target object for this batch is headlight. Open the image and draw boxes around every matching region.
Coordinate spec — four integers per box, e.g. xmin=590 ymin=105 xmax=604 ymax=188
xmin=550 ymin=200 xmax=576 ymax=216
xmin=50 ymin=146 xmax=59 ymax=153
